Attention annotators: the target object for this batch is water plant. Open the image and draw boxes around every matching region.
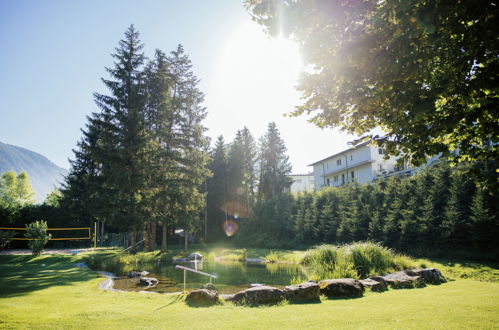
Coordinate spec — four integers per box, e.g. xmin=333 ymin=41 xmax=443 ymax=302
xmin=301 ymin=242 xmax=417 ymax=281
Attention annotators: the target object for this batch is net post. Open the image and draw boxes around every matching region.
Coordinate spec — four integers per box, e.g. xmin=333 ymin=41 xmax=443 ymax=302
xmin=94 ymin=222 xmax=97 ymax=248
xmin=183 ymin=269 xmax=186 ymax=292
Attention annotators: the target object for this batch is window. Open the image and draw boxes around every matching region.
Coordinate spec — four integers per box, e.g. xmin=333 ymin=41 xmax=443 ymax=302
xmin=326 ymin=178 xmax=330 ymax=186
xmin=337 ymin=159 xmax=342 ymax=166
xmin=351 ymin=171 xmax=355 ymax=179
xmin=350 ymin=155 xmax=353 ymax=161
xmin=334 ymin=175 xmax=338 ymax=182
xmin=379 ymin=164 xmax=383 ymax=171
xmin=341 ymin=174 xmax=345 ymax=184
xmin=378 ymin=148 xmax=385 ymax=155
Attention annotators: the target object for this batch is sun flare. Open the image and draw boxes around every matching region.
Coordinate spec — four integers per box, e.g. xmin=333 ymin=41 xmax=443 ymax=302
xmin=206 ymin=20 xmax=303 ymax=139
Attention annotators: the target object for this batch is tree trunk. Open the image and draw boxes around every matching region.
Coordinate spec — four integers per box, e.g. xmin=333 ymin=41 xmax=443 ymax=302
xmin=150 ymin=222 xmax=157 ymax=251
xmin=130 ymin=231 xmax=136 ymax=253
xmin=161 ymin=224 xmax=167 ymax=252
xmin=142 ymin=224 xmax=148 ymax=252
xmin=184 ymin=231 xmax=188 ymax=250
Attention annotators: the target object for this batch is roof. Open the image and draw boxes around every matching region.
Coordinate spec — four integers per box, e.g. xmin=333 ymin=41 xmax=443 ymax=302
xmin=308 ymin=141 xmax=371 ymax=166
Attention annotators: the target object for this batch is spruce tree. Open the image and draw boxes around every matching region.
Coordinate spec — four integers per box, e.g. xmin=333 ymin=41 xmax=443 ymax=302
xmin=167 ymin=45 xmax=210 ymax=248
xmin=92 ymin=25 xmax=149 ymax=248
xmin=258 ymin=122 xmax=292 ymax=200
xmin=206 ymin=136 xmax=229 ymax=241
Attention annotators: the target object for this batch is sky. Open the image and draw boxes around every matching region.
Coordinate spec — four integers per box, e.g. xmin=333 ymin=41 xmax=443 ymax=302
xmin=0 ymin=0 xmax=355 ymax=174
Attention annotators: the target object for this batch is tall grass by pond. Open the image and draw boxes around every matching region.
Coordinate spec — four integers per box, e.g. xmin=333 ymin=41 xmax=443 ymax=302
xmin=301 ymin=242 xmax=418 ymax=281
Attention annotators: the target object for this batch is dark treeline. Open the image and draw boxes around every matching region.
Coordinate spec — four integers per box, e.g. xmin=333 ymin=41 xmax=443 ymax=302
xmin=206 ymin=122 xmax=292 ymax=242
xmin=233 ymin=161 xmax=499 ymax=259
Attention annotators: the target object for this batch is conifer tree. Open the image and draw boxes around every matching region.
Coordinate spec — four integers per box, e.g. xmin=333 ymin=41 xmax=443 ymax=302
xmin=89 ymin=25 xmax=150 ymax=249
xmin=258 ymin=122 xmax=292 ymax=200
xmin=206 ymin=136 xmax=229 ymax=241
xmin=167 ymin=45 xmax=211 ymax=249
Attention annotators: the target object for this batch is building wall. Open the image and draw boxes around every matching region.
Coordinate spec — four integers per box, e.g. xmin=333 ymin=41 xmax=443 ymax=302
xmin=311 ymin=143 xmax=403 ymax=190
xmin=370 ymin=146 xmax=398 ymax=175
xmin=289 ymin=174 xmax=314 ymax=193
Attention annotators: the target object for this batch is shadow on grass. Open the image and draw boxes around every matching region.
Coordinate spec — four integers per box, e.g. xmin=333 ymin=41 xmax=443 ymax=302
xmin=288 ymin=298 xmax=322 ymax=305
xmin=324 ymin=295 xmax=364 ymax=301
xmin=0 ymin=254 xmax=97 ymax=298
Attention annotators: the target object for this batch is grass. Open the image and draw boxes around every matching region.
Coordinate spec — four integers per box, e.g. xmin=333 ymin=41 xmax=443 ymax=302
xmin=0 ymin=250 xmax=498 ymax=329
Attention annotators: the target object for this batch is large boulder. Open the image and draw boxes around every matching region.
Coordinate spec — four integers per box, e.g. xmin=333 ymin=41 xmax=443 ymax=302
xmin=186 ymin=289 xmax=219 ymax=307
xmin=360 ymin=277 xmax=387 ymax=292
xmin=318 ymin=279 xmax=364 ymax=298
xmin=138 ymin=277 xmax=159 ymax=287
xmin=187 ymin=253 xmax=203 ymax=261
xmin=128 ymin=270 xmax=150 ymax=278
xmin=382 ymin=271 xmax=423 ymax=289
xmin=284 ymin=281 xmax=320 ymax=302
xmin=224 ymin=286 xmax=285 ymax=306
xmin=405 ymin=268 xmax=445 ymax=284
xmin=200 ymin=283 xmax=217 ymax=291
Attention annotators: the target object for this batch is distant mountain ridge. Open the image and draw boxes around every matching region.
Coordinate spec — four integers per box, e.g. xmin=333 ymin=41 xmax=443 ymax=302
xmin=0 ymin=141 xmax=68 ymax=202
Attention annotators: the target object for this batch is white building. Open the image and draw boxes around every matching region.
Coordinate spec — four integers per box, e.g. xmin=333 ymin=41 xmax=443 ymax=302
xmin=309 ymin=142 xmax=403 ymax=190
xmin=288 ymin=173 xmax=315 ymax=193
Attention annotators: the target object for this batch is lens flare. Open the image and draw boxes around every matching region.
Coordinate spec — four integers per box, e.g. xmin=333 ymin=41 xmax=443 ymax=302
xmin=223 ymin=220 xmax=239 ymax=237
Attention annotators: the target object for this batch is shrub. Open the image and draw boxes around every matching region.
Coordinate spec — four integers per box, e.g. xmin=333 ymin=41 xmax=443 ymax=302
xmin=0 ymin=230 xmax=13 ymax=251
xmin=25 ymin=220 xmax=51 ymax=256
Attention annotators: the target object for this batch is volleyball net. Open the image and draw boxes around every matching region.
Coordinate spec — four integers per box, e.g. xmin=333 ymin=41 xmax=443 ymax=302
xmin=0 ymin=227 xmax=92 ymax=241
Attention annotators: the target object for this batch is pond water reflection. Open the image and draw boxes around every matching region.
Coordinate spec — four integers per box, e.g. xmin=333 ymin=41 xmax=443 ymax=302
xmin=111 ymin=260 xmax=309 ymax=294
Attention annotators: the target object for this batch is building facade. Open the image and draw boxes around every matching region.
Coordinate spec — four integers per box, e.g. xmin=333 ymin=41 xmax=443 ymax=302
xmin=309 ymin=142 xmax=402 ymax=190
xmin=288 ymin=173 xmax=315 ymax=193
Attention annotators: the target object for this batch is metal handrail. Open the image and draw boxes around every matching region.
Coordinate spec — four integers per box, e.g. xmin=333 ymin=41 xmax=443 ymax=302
xmin=175 ymin=264 xmax=217 ymax=291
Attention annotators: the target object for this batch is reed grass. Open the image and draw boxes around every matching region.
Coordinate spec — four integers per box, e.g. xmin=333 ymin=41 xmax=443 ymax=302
xmin=301 ymin=242 xmax=418 ymax=281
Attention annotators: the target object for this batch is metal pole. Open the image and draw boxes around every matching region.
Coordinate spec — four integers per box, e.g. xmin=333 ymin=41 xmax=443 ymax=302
xmin=204 ymin=180 xmax=208 ymax=241
xmin=94 ymin=222 xmax=97 ymax=248
xmin=183 ymin=269 xmax=186 ymax=292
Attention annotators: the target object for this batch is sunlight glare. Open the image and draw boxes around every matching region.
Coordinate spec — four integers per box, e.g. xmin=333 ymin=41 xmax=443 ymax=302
xmin=206 ymin=20 xmax=303 ymax=139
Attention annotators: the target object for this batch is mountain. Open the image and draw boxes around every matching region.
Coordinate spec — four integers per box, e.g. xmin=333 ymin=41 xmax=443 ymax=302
xmin=0 ymin=141 xmax=68 ymax=202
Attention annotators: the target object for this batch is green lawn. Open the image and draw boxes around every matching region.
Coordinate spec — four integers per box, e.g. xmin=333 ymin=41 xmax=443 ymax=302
xmin=0 ymin=250 xmax=498 ymax=329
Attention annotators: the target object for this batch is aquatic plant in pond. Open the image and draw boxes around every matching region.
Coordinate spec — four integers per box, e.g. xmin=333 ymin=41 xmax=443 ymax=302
xmin=301 ymin=242 xmax=418 ymax=281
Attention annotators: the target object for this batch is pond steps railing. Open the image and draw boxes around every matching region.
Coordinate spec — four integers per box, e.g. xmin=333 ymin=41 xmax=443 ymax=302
xmin=175 ymin=264 xmax=218 ymax=292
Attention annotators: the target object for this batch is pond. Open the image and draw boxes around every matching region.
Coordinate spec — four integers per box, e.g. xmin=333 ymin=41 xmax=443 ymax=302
xmin=110 ymin=260 xmax=310 ymax=294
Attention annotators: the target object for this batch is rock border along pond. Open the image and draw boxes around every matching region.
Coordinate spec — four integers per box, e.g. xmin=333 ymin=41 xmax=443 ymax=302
xmin=186 ymin=268 xmax=446 ymax=307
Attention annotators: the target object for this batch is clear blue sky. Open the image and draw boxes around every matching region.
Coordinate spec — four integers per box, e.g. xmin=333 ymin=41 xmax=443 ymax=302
xmin=0 ymin=0 xmax=354 ymax=173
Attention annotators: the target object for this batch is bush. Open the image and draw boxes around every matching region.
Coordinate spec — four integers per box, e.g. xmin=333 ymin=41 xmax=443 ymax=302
xmin=0 ymin=230 xmax=13 ymax=251
xmin=25 ymin=220 xmax=51 ymax=256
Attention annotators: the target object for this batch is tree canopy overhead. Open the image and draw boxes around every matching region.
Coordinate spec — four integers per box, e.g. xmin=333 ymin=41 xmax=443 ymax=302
xmin=245 ymin=0 xmax=498 ymax=168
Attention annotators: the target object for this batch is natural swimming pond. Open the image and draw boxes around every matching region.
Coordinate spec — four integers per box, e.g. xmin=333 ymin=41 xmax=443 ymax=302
xmin=110 ymin=260 xmax=310 ymax=294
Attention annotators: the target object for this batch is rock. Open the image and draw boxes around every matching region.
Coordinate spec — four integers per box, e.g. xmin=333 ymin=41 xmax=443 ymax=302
xmin=224 ymin=286 xmax=285 ymax=306
xmin=246 ymin=258 xmax=268 ymax=263
xmin=318 ymin=278 xmax=364 ymax=298
xmin=405 ymin=268 xmax=445 ymax=284
xmin=382 ymin=271 xmax=423 ymax=289
xmin=219 ymin=294 xmax=234 ymax=301
xmin=187 ymin=253 xmax=203 ymax=261
xmin=360 ymin=278 xmax=387 ymax=292
xmin=138 ymin=277 xmax=159 ymax=287
xmin=284 ymin=281 xmax=320 ymax=302
xmin=186 ymin=289 xmax=219 ymax=307
xmin=128 ymin=270 xmax=150 ymax=278
xmin=201 ymin=283 xmax=217 ymax=291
